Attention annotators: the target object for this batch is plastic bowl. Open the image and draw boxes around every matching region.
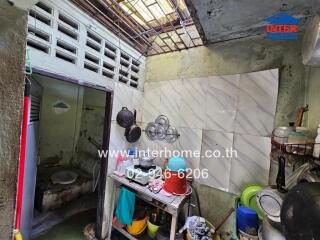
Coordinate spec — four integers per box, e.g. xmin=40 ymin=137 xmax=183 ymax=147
xmin=167 ymin=157 xmax=186 ymax=172
xmin=240 ymin=185 xmax=264 ymax=220
xmin=127 ymin=216 xmax=148 ymax=236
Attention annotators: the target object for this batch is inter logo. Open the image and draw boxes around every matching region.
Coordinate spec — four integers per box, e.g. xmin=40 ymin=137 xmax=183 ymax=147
xmin=265 ymin=12 xmax=299 ymax=40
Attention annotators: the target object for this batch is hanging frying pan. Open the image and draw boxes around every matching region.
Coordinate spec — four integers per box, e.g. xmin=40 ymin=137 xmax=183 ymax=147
xmin=125 ymin=110 xmax=141 ymax=143
xmin=117 ymin=107 xmax=134 ymax=128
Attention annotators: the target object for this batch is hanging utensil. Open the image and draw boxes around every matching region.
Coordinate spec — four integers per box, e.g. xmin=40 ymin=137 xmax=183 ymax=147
xmin=139 ymin=156 xmax=155 ymax=168
xmin=276 ymin=156 xmax=286 ymax=193
xmin=155 ymin=115 xmax=170 ymax=130
xmin=165 ymin=125 xmax=179 ymax=143
xmin=145 ymin=122 xmax=158 ymax=141
xmin=155 ymin=124 xmax=167 ymax=140
xmin=116 ymin=107 xmax=134 ymax=128
xmin=125 ymin=110 xmax=141 ymax=143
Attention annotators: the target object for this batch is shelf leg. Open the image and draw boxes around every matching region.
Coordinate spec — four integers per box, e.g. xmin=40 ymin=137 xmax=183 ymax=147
xmin=107 ymin=182 xmax=117 ymax=239
xmin=170 ymin=215 xmax=177 ymax=240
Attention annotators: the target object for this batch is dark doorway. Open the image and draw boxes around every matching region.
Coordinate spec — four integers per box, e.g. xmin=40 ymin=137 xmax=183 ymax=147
xmin=20 ymin=70 xmax=112 ymax=240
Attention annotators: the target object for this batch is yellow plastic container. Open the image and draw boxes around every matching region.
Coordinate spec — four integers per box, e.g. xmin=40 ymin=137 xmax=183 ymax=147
xmin=126 ymin=216 xmax=148 ymax=237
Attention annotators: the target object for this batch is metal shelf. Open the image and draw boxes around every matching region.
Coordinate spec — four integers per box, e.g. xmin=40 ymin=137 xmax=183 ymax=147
xmin=271 ymin=137 xmax=319 ymax=156
xmin=110 ymin=174 xmax=190 ymax=240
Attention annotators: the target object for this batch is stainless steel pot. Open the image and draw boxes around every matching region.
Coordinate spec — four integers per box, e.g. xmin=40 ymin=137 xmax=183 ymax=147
xmin=258 ymin=218 xmax=285 ymax=240
xmin=272 ymin=126 xmax=293 ymax=144
xmin=139 ymin=156 xmax=154 ymax=168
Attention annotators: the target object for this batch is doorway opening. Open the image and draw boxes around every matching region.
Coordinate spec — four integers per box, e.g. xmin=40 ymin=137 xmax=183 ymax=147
xmin=21 ymin=72 xmax=112 ymax=239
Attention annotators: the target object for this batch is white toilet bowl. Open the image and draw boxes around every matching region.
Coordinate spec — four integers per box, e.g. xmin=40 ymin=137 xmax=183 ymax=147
xmin=51 ymin=170 xmax=78 ymax=185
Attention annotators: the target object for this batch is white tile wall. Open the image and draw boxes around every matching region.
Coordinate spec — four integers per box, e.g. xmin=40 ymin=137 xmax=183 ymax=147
xmin=142 ymin=82 xmax=161 ymax=123
xmin=175 ymin=127 xmax=203 ymax=170
xmin=205 ymin=75 xmax=239 ymax=132
xmin=180 ymin=78 xmax=207 ymax=129
xmin=158 ymin=80 xmax=183 ymax=127
xmin=234 ymin=69 xmax=279 ymax=137
xmin=199 ymin=131 xmax=233 ymax=192
xmin=138 ymin=69 xmax=278 ymax=194
xmin=229 ymin=134 xmax=271 ymax=194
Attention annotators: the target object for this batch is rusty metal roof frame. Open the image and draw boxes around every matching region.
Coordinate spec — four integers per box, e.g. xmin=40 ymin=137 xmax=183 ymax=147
xmin=71 ymin=0 xmax=203 ymax=56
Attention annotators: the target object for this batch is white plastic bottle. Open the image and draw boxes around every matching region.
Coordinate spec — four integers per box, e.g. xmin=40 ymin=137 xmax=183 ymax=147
xmin=313 ymin=124 xmax=320 ymax=158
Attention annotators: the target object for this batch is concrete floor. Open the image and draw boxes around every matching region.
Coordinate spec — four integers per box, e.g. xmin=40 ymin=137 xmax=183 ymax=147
xmin=33 ymin=209 xmax=96 ymax=240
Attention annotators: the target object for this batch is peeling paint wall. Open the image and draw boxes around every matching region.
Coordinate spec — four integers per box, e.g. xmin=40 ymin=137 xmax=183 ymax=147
xmin=0 ymin=1 xmax=27 ymax=239
xmin=306 ymin=67 xmax=320 ymax=134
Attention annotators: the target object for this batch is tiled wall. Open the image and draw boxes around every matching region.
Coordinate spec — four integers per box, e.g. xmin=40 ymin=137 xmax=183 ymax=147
xmin=107 ymin=69 xmax=278 ymax=193
xmin=103 ymin=69 xmax=278 ymax=237
xmin=140 ymin=69 xmax=279 ymax=194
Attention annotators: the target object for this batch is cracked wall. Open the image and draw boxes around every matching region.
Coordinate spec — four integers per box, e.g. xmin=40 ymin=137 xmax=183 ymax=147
xmin=0 ymin=1 xmax=27 ymax=239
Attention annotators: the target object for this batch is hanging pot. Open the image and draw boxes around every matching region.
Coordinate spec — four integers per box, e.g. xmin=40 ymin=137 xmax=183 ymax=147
xmin=139 ymin=156 xmax=154 ymax=168
xmin=116 ymin=107 xmax=134 ymax=128
xmin=125 ymin=110 xmax=141 ymax=143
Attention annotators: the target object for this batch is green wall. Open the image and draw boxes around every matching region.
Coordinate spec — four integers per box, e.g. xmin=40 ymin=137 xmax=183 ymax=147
xmin=306 ymin=67 xmax=320 ymax=135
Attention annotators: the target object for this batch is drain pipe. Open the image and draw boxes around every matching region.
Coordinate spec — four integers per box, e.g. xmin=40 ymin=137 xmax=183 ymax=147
xmin=14 ymin=78 xmax=31 ymax=239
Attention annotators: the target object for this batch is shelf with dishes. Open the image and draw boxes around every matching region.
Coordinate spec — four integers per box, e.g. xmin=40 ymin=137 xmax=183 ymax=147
xmin=272 ymin=126 xmax=320 ymax=156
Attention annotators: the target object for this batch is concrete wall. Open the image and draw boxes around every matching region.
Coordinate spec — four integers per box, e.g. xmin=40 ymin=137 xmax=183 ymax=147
xmin=27 ymin=0 xmax=145 ymax=92
xmin=36 ymin=75 xmax=84 ymax=166
xmin=0 ymin=2 xmax=27 ymax=239
xmin=35 ymin=75 xmax=109 ymax=173
xmin=145 ymin=36 xmax=306 ymax=127
xmin=76 ymin=88 xmax=106 ymax=174
xmin=306 ymin=67 xmax=320 ymax=134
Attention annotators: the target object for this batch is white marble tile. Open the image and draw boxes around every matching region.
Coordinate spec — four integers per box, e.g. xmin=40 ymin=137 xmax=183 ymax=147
xmin=204 ymin=74 xmax=240 ymax=132
xmin=109 ymin=121 xmax=128 ymax=151
xmin=111 ymin=83 xmax=134 ymax=121
xmin=132 ymin=89 xmax=144 ymax=123
xmin=154 ymin=139 xmax=179 ymax=166
xmin=108 ymin=121 xmax=129 ymax=172
xmin=159 ymin=80 xmax=182 ymax=127
xmin=234 ymin=69 xmax=278 ymax=137
xmin=229 ymin=133 xmax=271 ymax=194
xmin=142 ymin=82 xmax=161 ymax=124
xmin=199 ymin=130 xmax=234 ymax=191
xmin=174 ymin=127 xmax=203 ymax=170
xmin=180 ymin=78 xmax=207 ymax=129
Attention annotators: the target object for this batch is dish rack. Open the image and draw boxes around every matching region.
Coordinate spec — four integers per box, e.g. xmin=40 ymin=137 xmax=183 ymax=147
xmin=271 ymin=137 xmax=319 ymax=156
